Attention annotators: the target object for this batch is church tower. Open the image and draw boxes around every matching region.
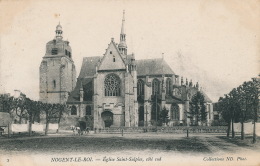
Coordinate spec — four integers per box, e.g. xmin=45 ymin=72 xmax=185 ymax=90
xmin=118 ymin=10 xmax=127 ymax=56
xmin=39 ymin=23 xmax=76 ymax=104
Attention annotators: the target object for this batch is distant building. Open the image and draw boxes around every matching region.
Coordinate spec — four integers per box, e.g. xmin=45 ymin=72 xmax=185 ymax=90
xmin=39 ymin=11 xmax=214 ymax=129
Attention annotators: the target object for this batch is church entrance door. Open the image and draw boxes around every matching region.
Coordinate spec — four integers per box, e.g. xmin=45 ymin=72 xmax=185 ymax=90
xmin=101 ymin=110 xmax=113 ymax=127
xmin=79 ymin=121 xmax=86 ymax=130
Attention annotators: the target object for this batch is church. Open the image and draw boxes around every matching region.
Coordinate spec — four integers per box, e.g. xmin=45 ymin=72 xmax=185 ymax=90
xmin=39 ymin=11 xmax=214 ymax=130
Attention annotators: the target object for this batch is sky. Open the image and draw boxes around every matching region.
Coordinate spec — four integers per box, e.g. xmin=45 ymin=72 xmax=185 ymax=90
xmin=0 ymin=0 xmax=259 ymax=102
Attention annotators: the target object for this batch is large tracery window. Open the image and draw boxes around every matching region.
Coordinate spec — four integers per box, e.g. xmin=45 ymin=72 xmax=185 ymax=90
xmin=166 ymin=78 xmax=172 ymax=95
xmin=137 ymin=79 xmax=144 ymax=96
xmin=152 ymin=79 xmax=160 ymax=95
xmin=104 ymin=74 xmax=121 ymax=96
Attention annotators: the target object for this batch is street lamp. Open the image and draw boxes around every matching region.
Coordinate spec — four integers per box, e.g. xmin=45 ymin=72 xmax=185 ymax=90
xmin=145 ymin=105 xmax=148 ymax=132
xmin=155 ymin=92 xmax=157 ymax=132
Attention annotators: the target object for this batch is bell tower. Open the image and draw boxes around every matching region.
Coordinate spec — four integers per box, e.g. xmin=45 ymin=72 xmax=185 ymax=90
xmin=39 ymin=23 xmax=76 ymax=104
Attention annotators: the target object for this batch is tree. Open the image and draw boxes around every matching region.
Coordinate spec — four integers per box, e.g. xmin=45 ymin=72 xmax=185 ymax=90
xmin=249 ymin=78 xmax=259 ymax=143
xmin=26 ymin=99 xmax=41 ymax=136
xmin=56 ymin=104 xmax=69 ymax=133
xmin=160 ymin=107 xmax=169 ymax=125
xmin=14 ymin=96 xmax=29 ymax=124
xmin=42 ymin=103 xmax=68 ymax=135
xmin=189 ymin=91 xmax=207 ymax=126
xmin=228 ymin=89 xmax=241 ymax=138
xmin=218 ymin=96 xmax=232 ymax=137
xmin=41 ymin=103 xmax=54 ymax=135
xmin=236 ymin=83 xmax=253 ymax=140
xmin=0 ymin=95 xmax=14 ymax=113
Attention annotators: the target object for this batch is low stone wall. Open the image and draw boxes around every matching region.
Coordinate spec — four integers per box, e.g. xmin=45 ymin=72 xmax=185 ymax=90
xmin=97 ymin=126 xmax=228 ymax=134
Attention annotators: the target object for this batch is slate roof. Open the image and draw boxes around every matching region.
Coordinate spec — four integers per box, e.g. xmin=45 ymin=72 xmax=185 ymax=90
xmin=78 ymin=56 xmax=102 ymax=78
xmin=201 ymin=90 xmax=212 ymax=103
xmin=136 ymin=58 xmax=175 ymax=76
xmin=78 ymin=56 xmax=175 ymax=78
xmin=67 ymin=78 xmax=93 ymax=103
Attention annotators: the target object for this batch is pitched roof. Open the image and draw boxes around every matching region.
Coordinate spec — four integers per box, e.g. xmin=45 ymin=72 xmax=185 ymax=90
xmin=136 ymin=58 xmax=175 ymax=76
xmin=67 ymin=78 xmax=93 ymax=103
xmin=78 ymin=56 xmax=102 ymax=78
xmin=200 ymin=90 xmax=212 ymax=103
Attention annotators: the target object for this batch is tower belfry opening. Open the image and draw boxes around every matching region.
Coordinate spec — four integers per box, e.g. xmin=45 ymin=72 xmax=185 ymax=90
xmin=55 ymin=22 xmax=63 ymax=40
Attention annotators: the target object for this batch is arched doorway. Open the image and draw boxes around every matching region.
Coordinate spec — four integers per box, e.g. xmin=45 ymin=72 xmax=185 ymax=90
xmin=101 ymin=110 xmax=113 ymax=127
xmin=138 ymin=106 xmax=144 ymax=126
xmin=79 ymin=121 xmax=86 ymax=130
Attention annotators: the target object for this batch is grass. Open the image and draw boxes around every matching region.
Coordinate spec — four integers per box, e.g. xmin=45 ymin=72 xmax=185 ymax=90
xmin=0 ymin=133 xmax=259 ymax=155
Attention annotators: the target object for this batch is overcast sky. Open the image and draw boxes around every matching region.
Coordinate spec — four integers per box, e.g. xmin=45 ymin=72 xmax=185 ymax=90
xmin=0 ymin=0 xmax=259 ymax=102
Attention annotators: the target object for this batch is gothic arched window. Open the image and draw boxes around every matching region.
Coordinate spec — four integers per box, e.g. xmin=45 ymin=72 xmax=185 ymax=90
xmin=151 ymin=104 xmax=160 ymax=120
xmin=152 ymin=79 xmax=160 ymax=95
xmin=71 ymin=105 xmax=77 ymax=115
xmin=104 ymin=74 xmax=121 ymax=96
xmin=86 ymin=106 xmax=91 ymax=116
xmin=137 ymin=79 xmax=144 ymax=96
xmin=166 ymin=78 xmax=172 ymax=95
xmin=171 ymin=104 xmax=179 ymax=120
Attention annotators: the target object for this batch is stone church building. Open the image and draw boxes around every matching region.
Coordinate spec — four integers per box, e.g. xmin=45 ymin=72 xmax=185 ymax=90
xmin=40 ymin=12 xmax=213 ymax=130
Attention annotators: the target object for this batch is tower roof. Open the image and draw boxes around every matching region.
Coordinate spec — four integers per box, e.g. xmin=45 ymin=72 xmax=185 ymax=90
xmin=55 ymin=22 xmax=63 ymax=40
xmin=56 ymin=22 xmax=62 ymax=30
xmin=118 ymin=10 xmax=127 ymax=52
xmin=121 ymin=10 xmax=125 ymax=34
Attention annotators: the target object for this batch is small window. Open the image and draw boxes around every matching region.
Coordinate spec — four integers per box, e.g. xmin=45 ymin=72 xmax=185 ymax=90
xmin=113 ymin=56 xmax=115 ymax=62
xmin=110 ymin=51 xmax=112 ymax=54
xmin=53 ymin=80 xmax=56 ymax=89
xmin=51 ymin=48 xmax=58 ymax=55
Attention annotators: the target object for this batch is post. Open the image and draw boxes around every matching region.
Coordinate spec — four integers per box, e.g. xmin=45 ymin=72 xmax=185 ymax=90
xmin=145 ymin=105 xmax=148 ymax=132
xmin=253 ymin=120 xmax=256 ymax=143
xmin=121 ymin=128 xmax=124 ymax=136
xmin=8 ymin=123 xmax=11 ymax=138
xmin=186 ymin=106 xmax=189 ymax=138
xmin=155 ymin=92 xmax=157 ymax=133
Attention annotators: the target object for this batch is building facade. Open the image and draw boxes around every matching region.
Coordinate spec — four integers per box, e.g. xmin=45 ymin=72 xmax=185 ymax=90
xmin=40 ymin=12 xmax=214 ymax=130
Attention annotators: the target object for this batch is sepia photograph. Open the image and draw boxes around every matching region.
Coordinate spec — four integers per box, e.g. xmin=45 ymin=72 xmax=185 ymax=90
xmin=0 ymin=0 xmax=259 ymax=165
